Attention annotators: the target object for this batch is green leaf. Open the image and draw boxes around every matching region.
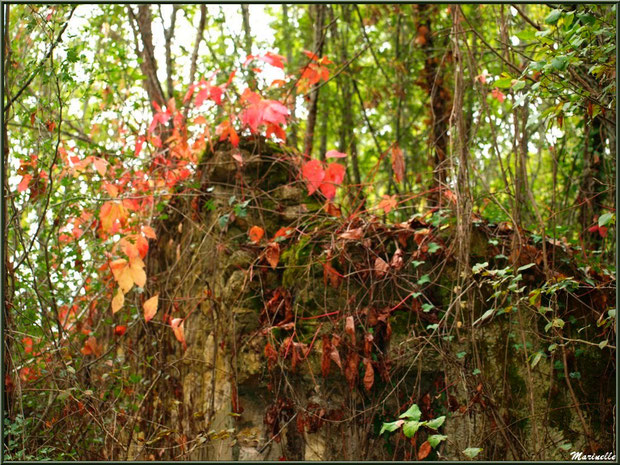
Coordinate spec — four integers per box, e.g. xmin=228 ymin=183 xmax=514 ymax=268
xmin=559 ymin=442 xmax=572 ymax=451
xmin=544 ymin=9 xmax=562 ymax=25
xmin=417 ymin=274 xmax=431 ymax=286
xmin=402 ymin=420 xmax=424 ymax=438
xmin=494 ymin=77 xmax=513 ymax=89
xmin=577 ymin=13 xmax=595 ymax=25
xmin=379 ymin=420 xmax=404 ymax=435
xmin=218 ymin=214 xmax=230 ymax=229
xmin=456 ymin=351 xmax=466 ymax=359
xmin=531 ymin=351 xmax=544 ymax=368
xmin=399 ymin=403 xmax=421 ymax=421
xmin=599 ymin=340 xmax=608 ymax=349
xmin=428 ymin=434 xmax=447 ymax=448
xmin=422 ymin=303 xmax=434 ymax=313
xmin=425 ymin=416 xmax=445 ymax=430
xmin=517 ymin=263 xmax=535 ymax=272
xmin=551 ymin=56 xmax=569 ymax=71
xmin=473 ymin=309 xmax=494 ymax=326
xmin=512 ymin=80 xmax=526 ymax=92
xmin=463 ymin=447 xmax=483 ymax=458
xmin=428 ymin=242 xmax=441 ymax=254
xmin=472 ymin=262 xmax=488 ymax=274
xmin=598 ymin=212 xmax=613 ymax=227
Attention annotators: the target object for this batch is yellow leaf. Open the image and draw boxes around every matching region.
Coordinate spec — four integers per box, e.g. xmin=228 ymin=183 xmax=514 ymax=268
xmin=129 ymin=261 xmax=146 ymax=288
xmin=143 ymin=295 xmax=159 ymax=322
xmin=117 ymin=266 xmax=134 ymax=294
xmin=112 ymin=289 xmax=124 ymax=314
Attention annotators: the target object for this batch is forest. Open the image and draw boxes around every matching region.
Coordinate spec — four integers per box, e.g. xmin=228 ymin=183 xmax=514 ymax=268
xmin=2 ymin=2 xmax=616 ymax=462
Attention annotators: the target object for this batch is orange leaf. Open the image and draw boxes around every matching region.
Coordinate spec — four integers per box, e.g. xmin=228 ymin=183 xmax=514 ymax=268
xmin=363 ymin=359 xmax=374 ymax=391
xmin=378 ymin=194 xmax=398 ymax=214
xmin=128 ymin=257 xmax=146 ymax=288
xmin=323 ymin=261 xmax=342 ymax=288
xmin=111 ymin=289 xmax=124 ymax=313
xmin=143 ymin=294 xmax=159 ymax=322
xmin=265 ymin=242 xmax=280 ymax=269
xmin=249 ymin=225 xmax=265 ymax=244
xmin=22 ymin=337 xmax=33 ymax=354
xmin=114 ymin=325 xmax=127 ymax=336
xmin=339 ymin=227 xmax=363 ymax=240
xmin=81 ymin=336 xmax=102 ymax=357
xmin=92 ymin=157 xmax=108 ymax=177
xmin=17 ymin=174 xmax=32 ymax=192
xmin=418 ymin=441 xmax=432 ymax=460
xmin=170 ymin=318 xmax=187 ymax=350
xmin=141 ymin=225 xmax=157 ymax=240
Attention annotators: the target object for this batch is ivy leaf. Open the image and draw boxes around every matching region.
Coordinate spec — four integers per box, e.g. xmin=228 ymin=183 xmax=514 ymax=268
xmin=463 ymin=447 xmax=482 ymax=459
xmin=399 ymin=403 xmax=421 ymax=421
xmin=428 ymin=434 xmax=448 ymax=448
xmin=403 ymin=419 xmax=424 ymax=438
xmin=425 ymin=415 xmax=445 ymax=430
xmin=598 ymin=212 xmax=613 ymax=227
xmin=379 ymin=419 xmax=404 ymax=435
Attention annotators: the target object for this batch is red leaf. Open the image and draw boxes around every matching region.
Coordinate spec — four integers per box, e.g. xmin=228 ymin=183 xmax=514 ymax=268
xmin=273 ymin=227 xmax=294 ymax=241
xmin=418 ymin=441 xmax=432 ymax=460
xmin=491 ymin=88 xmax=505 ymax=103
xmin=302 ymin=159 xmax=325 ymax=195
xmin=363 ymin=359 xmax=374 ymax=391
xmin=249 ymin=225 xmax=265 ymax=244
xmin=114 ymin=325 xmax=127 ymax=336
xmin=17 ymin=174 xmax=32 ymax=193
xmin=319 ymin=162 xmax=345 ymax=200
xmin=265 ymin=342 xmax=278 ymax=369
xmin=599 ymin=226 xmax=608 ymax=238
xmin=265 ymin=242 xmax=280 ymax=269
xmin=22 ymin=337 xmax=33 ymax=354
xmin=391 ymin=145 xmax=405 ymax=183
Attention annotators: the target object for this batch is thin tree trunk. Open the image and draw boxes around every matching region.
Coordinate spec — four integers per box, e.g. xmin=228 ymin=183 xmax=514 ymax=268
xmin=282 ymin=4 xmax=298 ymax=149
xmin=302 ymin=4 xmax=326 ymax=158
xmin=416 ymin=4 xmax=450 ymax=207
